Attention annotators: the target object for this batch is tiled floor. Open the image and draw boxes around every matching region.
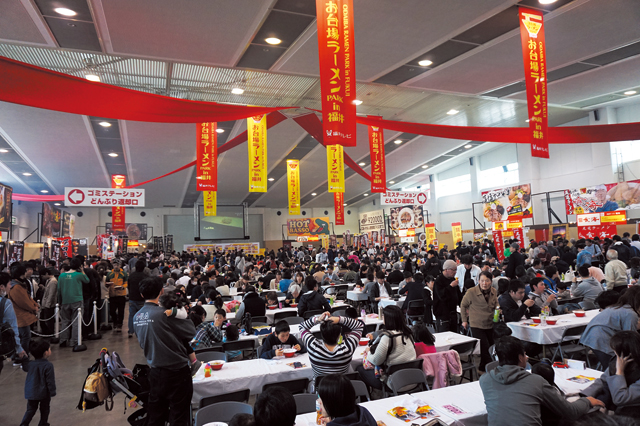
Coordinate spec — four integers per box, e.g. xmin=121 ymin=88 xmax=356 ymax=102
xmin=0 ymin=309 xmax=147 ymax=426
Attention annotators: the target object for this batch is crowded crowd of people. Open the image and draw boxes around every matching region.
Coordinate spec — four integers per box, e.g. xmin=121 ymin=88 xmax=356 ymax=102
xmin=1 ymin=231 xmax=640 ymax=425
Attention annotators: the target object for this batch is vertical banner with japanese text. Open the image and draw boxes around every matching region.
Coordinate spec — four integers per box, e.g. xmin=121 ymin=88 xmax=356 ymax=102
xmin=368 ymin=124 xmax=386 ymax=193
xmin=452 ymin=222 xmax=462 ymax=244
xmin=203 ymin=191 xmax=216 ymax=216
xmin=327 ymin=144 xmax=345 ymax=192
xmin=316 ymin=0 xmax=356 ymax=147
xmin=494 ymin=230 xmax=505 ymax=263
xmin=197 ymin=122 xmax=218 ymax=190
xmin=425 ymin=223 xmax=436 ymax=248
xmin=247 ymin=114 xmax=268 ymax=192
xmin=111 ymin=174 xmax=126 ymax=231
xmin=519 ymin=7 xmax=549 ymax=158
xmin=287 ymin=160 xmax=301 ymax=215
xmin=334 ymin=191 xmax=344 ymax=225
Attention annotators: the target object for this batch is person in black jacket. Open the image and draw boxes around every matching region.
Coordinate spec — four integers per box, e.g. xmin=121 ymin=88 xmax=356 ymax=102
xmin=432 ymin=260 xmax=462 ymax=332
xmin=400 ymin=272 xmax=426 ymax=316
xmin=422 ymin=250 xmax=442 ymax=278
xmin=259 ymin=321 xmax=305 ymax=359
xmin=368 ymin=271 xmax=393 ymax=313
xmin=386 ymin=264 xmax=404 ymax=285
xmin=297 ymin=277 xmax=331 ymax=317
xmin=423 ymin=275 xmax=435 ymax=324
xmin=498 ymin=280 xmax=541 ymax=323
xmin=505 ymin=243 xmax=525 ymax=279
xmin=236 ymin=286 xmax=266 ymax=319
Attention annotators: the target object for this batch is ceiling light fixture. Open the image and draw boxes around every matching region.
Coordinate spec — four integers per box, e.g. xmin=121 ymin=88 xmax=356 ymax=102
xmin=268 ymin=178 xmax=275 ymax=181
xmin=353 ymin=100 xmax=363 ymax=105
xmin=358 ymin=162 xmax=366 ymax=166
xmin=22 ymin=172 xmax=32 ymax=176
xmin=108 ymin=153 xmax=118 ymax=157
xmin=343 ymin=203 xmax=347 ymax=206
xmin=311 ymin=193 xmax=317 ymax=196
xmin=624 ymin=90 xmax=637 ymax=95
xmin=54 ymin=7 xmax=77 ymax=16
xmin=389 ymin=181 xmax=395 ymax=184
xmin=422 ymin=165 xmax=429 ymax=169
xmin=99 ymin=121 xmax=111 ymax=127
xmin=216 ymin=128 xmax=225 ymax=133
xmin=363 ymin=193 xmax=368 ymax=196
xmin=265 ymin=37 xmax=282 ymax=45
xmin=0 ymin=149 xmax=8 ymax=153
xmin=40 ymin=190 xmax=48 ymax=193
xmin=85 ymin=74 xmax=100 ymax=82
xmin=525 ymin=119 xmax=530 ymax=122
xmin=464 ymin=144 xmax=472 ymax=149
xmin=231 ymin=88 xmax=244 ymax=95
xmin=538 ymin=0 xmax=558 ymax=4
xmin=54 ymin=203 xmax=61 ymax=206
xmin=447 ymin=109 xmax=459 ymax=115
xmin=394 ymin=140 xmax=402 ymax=144
xmin=418 ymin=59 xmax=433 ymax=67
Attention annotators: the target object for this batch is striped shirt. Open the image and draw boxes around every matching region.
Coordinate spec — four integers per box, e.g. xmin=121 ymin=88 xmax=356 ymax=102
xmin=300 ymin=316 xmax=363 ymax=379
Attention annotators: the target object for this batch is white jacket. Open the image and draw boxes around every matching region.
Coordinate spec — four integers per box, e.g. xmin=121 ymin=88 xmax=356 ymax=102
xmin=455 ymin=264 xmax=481 ymax=292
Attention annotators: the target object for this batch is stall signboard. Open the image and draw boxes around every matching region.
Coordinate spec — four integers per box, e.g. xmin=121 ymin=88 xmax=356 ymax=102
xmin=65 ymin=187 xmax=145 ymax=207
xmin=578 ymin=225 xmax=617 ymax=240
xmin=577 ymin=213 xmax=601 ymax=227
xmin=389 ymin=205 xmax=425 ymax=231
xmin=50 ymin=240 xmax=61 ymax=265
xmin=8 ymin=241 xmax=24 ymax=266
xmin=602 ymin=211 xmax=627 ymax=225
xmin=41 ymin=203 xmax=61 ymax=239
xmin=359 ymin=210 xmax=384 ymax=233
xmin=380 ymin=191 xmax=429 ymax=206
xmin=165 ymin=235 xmax=174 ymax=252
xmin=105 ymin=223 xmax=148 ymax=240
xmin=492 ymin=220 xmax=524 ymax=231
xmin=0 ymin=183 xmax=12 ymax=232
xmin=564 ymin=180 xmax=640 ymax=214
xmin=184 ymin=243 xmax=260 ymax=255
xmin=287 ymin=217 xmax=330 ymax=237
xmin=481 ymin=184 xmax=532 ymax=222
xmin=344 ymin=230 xmax=352 ymax=247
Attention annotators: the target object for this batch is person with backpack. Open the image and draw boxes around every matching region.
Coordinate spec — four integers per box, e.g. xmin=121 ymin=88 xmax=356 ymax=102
xmin=1 ymin=272 xmax=26 ymax=375
xmin=356 ymin=305 xmax=416 ymax=398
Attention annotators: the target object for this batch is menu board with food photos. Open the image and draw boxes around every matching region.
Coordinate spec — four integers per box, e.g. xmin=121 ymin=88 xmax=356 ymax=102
xmin=8 ymin=241 xmax=24 ymax=266
xmin=105 ymin=222 xmax=148 ymax=240
xmin=564 ymin=180 xmax=640 ymax=214
xmin=389 ymin=205 xmax=425 ymax=232
xmin=0 ymin=183 xmax=12 ymax=233
xmin=41 ymin=203 xmax=62 ymax=239
xmin=481 ymin=184 xmax=533 ymax=222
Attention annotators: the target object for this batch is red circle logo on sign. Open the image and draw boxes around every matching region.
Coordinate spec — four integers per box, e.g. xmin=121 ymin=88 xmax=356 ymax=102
xmin=417 ymin=192 xmax=427 ymax=204
xmin=68 ymin=189 xmax=85 ymax=205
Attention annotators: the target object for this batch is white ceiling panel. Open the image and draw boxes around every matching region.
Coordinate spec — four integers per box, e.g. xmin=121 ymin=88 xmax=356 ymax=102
xmin=0 ymin=0 xmax=48 ymax=45
xmin=0 ymin=102 xmax=107 ymax=193
xmin=98 ymin=0 xmax=269 ymax=66
xmin=276 ymin=0 xmax=513 ymax=81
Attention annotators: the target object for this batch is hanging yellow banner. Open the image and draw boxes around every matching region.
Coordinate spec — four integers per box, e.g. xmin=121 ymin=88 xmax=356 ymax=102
xmin=203 ymin=191 xmax=216 ymax=216
xmin=287 ymin=160 xmax=301 ymax=215
xmin=327 ymin=144 xmax=345 ymax=193
xmin=248 ymin=114 xmax=268 ymax=192
xmin=452 ymin=222 xmax=462 ymax=244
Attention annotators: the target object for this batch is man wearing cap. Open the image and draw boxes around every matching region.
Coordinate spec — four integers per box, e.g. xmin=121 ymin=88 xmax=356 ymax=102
xmin=505 ymin=242 xmax=525 ymax=279
xmin=433 ymin=259 xmax=462 ymax=332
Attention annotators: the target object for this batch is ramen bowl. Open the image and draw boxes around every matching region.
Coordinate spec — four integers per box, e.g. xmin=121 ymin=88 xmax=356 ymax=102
xmin=283 ymin=348 xmax=297 ymax=358
xmin=573 ymin=310 xmax=586 ymax=317
xmin=531 ymin=317 xmax=541 ymax=324
xmin=359 ymin=338 xmax=369 ymax=346
xmin=268 ymin=305 xmax=277 ymax=310
xmin=210 ymin=361 xmax=225 ymax=371
xmin=545 ymin=319 xmax=557 ymax=325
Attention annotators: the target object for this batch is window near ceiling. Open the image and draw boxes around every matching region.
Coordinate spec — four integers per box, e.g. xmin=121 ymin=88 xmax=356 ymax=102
xmin=611 ymin=141 xmax=640 ymax=164
xmin=477 ymin=162 xmax=519 ymax=190
xmin=436 ymin=174 xmax=471 ymax=198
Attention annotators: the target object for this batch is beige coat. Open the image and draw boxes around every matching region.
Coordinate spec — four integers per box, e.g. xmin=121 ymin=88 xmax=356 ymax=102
xmin=460 ymin=285 xmax=498 ymax=329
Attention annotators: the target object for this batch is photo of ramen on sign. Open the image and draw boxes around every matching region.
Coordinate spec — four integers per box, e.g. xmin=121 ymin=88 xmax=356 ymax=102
xmin=389 ymin=205 xmax=424 ymax=231
xmin=482 ymin=184 xmax=532 ymax=222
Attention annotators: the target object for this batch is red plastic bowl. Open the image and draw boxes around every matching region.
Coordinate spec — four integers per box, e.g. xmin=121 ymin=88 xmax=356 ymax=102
xmin=574 ymin=311 xmax=586 ymax=317
xmin=532 ymin=317 xmax=541 ymax=324
xmin=283 ymin=349 xmax=296 ymax=358
xmin=359 ymin=338 xmax=369 ymax=346
xmin=545 ymin=319 xmax=557 ymax=325
xmin=268 ymin=305 xmax=277 ymax=310
xmin=290 ymin=303 xmax=298 ymax=308
xmin=210 ymin=361 xmax=225 ymax=371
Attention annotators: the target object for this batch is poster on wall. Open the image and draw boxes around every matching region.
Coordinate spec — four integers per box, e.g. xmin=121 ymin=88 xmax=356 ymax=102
xmin=0 ymin=183 xmax=12 ymax=233
xmin=552 ymin=225 xmax=566 ymax=240
xmin=286 ymin=217 xmax=330 ymax=236
xmin=481 ymin=184 xmax=532 ymax=222
xmin=8 ymin=241 xmax=24 ymax=266
xmin=564 ymin=180 xmax=640 ymax=214
xmin=62 ymin=211 xmax=71 ymax=237
xmin=389 ymin=205 xmax=424 ymax=232
xmin=105 ymin=223 xmax=148 ymax=240
xmin=41 ymin=204 xmax=62 ymax=239
xmin=359 ymin=210 xmax=384 ymax=235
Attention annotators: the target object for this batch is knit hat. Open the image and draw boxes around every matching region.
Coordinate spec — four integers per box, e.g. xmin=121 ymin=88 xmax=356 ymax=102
xmin=443 ymin=260 xmax=457 ymax=270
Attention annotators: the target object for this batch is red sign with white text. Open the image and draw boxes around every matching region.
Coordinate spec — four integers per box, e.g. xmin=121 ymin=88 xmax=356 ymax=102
xmin=111 ymin=175 xmax=126 ymax=231
xmin=368 ymin=124 xmax=386 ymax=192
xmin=197 ymin=122 xmax=218 ymax=191
xmin=519 ymin=7 xmax=549 ymax=158
xmin=334 ymin=192 xmax=344 ymax=225
xmin=316 ymin=0 xmax=356 ymax=147
xmin=493 ymin=230 xmax=505 ymax=263
xmin=578 ymin=225 xmax=617 ymax=240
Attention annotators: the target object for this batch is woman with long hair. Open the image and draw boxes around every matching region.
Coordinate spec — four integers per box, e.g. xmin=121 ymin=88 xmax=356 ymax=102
xmin=316 ymin=374 xmax=376 ymax=425
xmin=356 ymin=305 xmax=416 ymax=393
xmin=581 ymin=286 xmax=640 ymax=367
xmin=582 ymin=330 xmax=640 ymax=418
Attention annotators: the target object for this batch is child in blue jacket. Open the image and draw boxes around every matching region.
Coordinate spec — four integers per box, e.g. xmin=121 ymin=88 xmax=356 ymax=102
xmin=21 ymin=338 xmax=56 ymax=426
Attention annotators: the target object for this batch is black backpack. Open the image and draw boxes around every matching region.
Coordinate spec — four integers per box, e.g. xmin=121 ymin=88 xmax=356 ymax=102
xmin=0 ymin=297 xmax=17 ymax=359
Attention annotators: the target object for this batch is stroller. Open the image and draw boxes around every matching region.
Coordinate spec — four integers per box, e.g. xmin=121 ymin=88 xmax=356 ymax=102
xmin=77 ymin=347 xmax=150 ymax=426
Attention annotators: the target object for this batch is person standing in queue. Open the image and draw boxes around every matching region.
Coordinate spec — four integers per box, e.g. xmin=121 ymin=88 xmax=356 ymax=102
xmin=433 ymin=260 xmax=462 ymax=333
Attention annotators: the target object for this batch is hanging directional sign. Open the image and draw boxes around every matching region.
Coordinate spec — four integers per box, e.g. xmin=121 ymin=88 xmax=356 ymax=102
xmin=64 ymin=187 xmax=145 ymax=207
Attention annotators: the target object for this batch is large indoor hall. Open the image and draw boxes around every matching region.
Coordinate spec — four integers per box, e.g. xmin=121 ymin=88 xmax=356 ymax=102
xmin=1 ymin=1 xmax=640 ymax=426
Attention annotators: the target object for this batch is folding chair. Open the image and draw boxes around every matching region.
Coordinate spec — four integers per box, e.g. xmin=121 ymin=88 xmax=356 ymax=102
xmin=263 ymin=377 xmax=310 ymax=395
xmin=303 ymin=309 xmax=324 ymax=320
xmin=194 ymin=401 xmax=252 ymax=425
xmin=273 ymin=311 xmax=298 ymax=324
xmin=485 ymin=360 xmax=500 ymax=373
xmin=198 ymin=389 xmax=251 ymax=409
xmin=283 ymin=316 xmax=304 ymax=325
xmin=406 ymin=300 xmax=425 ymax=324
xmin=194 ymin=345 xmax=224 ymax=354
xmin=350 ymin=380 xmax=370 ymax=402
xmin=382 ymin=359 xmax=424 ymax=397
xmin=450 ymin=340 xmax=477 ymax=383
xmin=550 ymin=325 xmax=590 ymax=367
xmin=252 ymin=316 xmax=268 ymax=323
xmin=387 ymin=368 xmax=429 ymax=395
xmin=195 ymin=351 xmax=227 ymax=363
xmin=223 ymin=340 xmax=256 ymax=360
xmin=293 ymin=393 xmax=318 ymax=415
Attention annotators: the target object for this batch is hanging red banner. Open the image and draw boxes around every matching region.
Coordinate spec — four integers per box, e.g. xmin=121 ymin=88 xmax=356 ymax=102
xmin=111 ymin=174 xmax=126 ymax=231
xmin=334 ymin=192 xmax=344 ymax=225
xmin=493 ymin=230 xmax=505 ymax=263
xmin=368 ymin=123 xmax=386 ymax=193
xmin=197 ymin=122 xmax=217 ymax=191
xmin=316 ymin=0 xmax=357 ymax=147
xmin=519 ymin=7 xmax=549 ymax=158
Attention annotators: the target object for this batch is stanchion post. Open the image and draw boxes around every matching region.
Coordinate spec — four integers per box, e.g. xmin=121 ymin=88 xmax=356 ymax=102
xmin=100 ymin=298 xmax=112 ymax=331
xmin=73 ymin=307 xmax=87 ymax=352
xmin=51 ymin=304 xmax=60 ymax=344
xmin=88 ymin=301 xmax=102 ymax=340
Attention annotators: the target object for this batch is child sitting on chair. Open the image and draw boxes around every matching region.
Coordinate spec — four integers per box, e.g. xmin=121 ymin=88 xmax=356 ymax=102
xmin=224 ymin=324 xmax=243 ymax=361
